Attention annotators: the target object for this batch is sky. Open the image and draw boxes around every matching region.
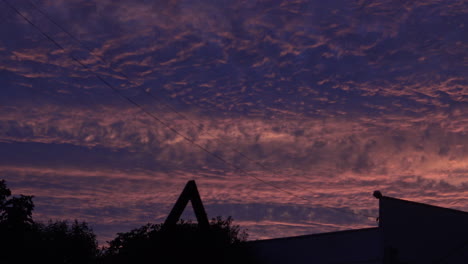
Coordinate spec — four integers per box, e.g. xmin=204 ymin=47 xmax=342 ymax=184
xmin=0 ymin=0 xmax=467 ymax=245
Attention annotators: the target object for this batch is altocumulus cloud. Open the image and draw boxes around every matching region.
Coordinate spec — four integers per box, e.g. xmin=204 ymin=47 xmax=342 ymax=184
xmin=0 ymin=0 xmax=467 ymax=243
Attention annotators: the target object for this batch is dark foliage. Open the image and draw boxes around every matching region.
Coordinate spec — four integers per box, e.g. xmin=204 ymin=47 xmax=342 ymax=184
xmin=103 ymin=216 xmax=250 ymax=264
xmin=0 ymin=179 xmax=38 ymax=263
xmin=0 ymin=180 xmax=253 ymax=264
xmin=37 ymin=220 xmax=99 ymax=264
xmin=0 ymin=180 xmax=99 ymax=264
xmin=0 ymin=180 xmax=34 ymax=229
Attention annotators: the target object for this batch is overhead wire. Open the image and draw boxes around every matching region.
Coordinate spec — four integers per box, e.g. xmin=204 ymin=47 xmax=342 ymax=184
xmin=25 ymin=0 xmax=133 ymax=81
xmin=3 ymin=0 xmax=376 ymax=222
xmin=6 ymin=0 xmax=376 ymax=221
xmin=24 ymin=1 xmax=375 ymax=221
xmin=24 ymin=0 xmax=302 ymax=181
xmin=24 ymin=0 xmax=329 ymax=194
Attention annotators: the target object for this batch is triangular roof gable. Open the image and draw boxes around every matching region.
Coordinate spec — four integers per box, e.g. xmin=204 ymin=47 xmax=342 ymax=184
xmin=163 ymin=180 xmax=210 ymax=230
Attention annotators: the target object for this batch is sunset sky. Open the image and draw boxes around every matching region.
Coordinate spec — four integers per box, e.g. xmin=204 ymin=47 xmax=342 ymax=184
xmin=1 ymin=0 xmax=467 ymax=244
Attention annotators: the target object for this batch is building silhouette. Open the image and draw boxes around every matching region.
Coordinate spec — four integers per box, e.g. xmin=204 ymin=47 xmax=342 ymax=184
xmin=163 ymin=181 xmax=467 ymax=263
xmin=247 ymin=193 xmax=468 ymax=264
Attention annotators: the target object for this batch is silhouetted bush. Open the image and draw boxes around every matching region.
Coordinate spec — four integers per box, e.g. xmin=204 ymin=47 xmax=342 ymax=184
xmin=37 ymin=220 xmax=99 ymax=264
xmin=103 ymin=216 xmax=250 ymax=264
xmin=0 ymin=180 xmax=99 ymax=264
xmin=0 ymin=179 xmax=40 ymax=263
xmin=1 ymin=179 xmax=252 ymax=264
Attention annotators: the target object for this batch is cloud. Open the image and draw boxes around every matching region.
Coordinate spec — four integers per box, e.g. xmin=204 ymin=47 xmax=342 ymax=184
xmin=0 ymin=0 xmax=466 ymax=245
xmin=1 ymin=0 xmax=466 ymax=115
xmin=1 ymin=104 xmax=468 ymax=180
xmin=1 ymin=162 xmax=465 ymax=245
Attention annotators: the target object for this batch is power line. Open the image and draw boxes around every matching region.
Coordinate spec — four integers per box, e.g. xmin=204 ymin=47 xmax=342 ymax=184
xmin=24 ymin=0 xmax=338 ymax=196
xmin=26 ymin=0 xmax=273 ymax=172
xmin=3 ymin=0 xmax=375 ymax=222
xmin=22 ymin=0 xmax=346 ymax=203
xmin=4 ymin=0 xmax=375 ymax=221
xmin=25 ymin=0 xmax=297 ymax=181
xmin=25 ymin=0 xmax=132 ymax=81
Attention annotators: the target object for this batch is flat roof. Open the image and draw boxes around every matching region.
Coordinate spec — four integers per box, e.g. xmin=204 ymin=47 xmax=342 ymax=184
xmin=247 ymin=227 xmax=379 ymax=244
xmin=247 ymin=195 xmax=467 ymax=244
xmin=380 ymin=196 xmax=468 ymax=215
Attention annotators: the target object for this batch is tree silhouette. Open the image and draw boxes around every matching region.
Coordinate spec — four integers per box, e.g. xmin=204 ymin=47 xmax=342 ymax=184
xmin=0 ymin=180 xmax=38 ymax=263
xmin=0 ymin=180 xmax=11 ymax=208
xmin=103 ymin=216 xmax=250 ymax=264
xmin=0 ymin=180 xmax=34 ymax=229
xmin=38 ymin=220 xmax=99 ymax=264
xmin=0 ymin=180 xmax=99 ymax=264
xmin=0 ymin=180 xmax=252 ymax=264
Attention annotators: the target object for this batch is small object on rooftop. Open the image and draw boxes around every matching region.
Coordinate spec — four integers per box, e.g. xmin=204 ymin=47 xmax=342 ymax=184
xmin=373 ymin=190 xmax=383 ymax=199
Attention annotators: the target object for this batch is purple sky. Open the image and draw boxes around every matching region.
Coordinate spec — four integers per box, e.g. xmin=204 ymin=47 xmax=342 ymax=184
xmin=1 ymin=0 xmax=467 ymax=244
